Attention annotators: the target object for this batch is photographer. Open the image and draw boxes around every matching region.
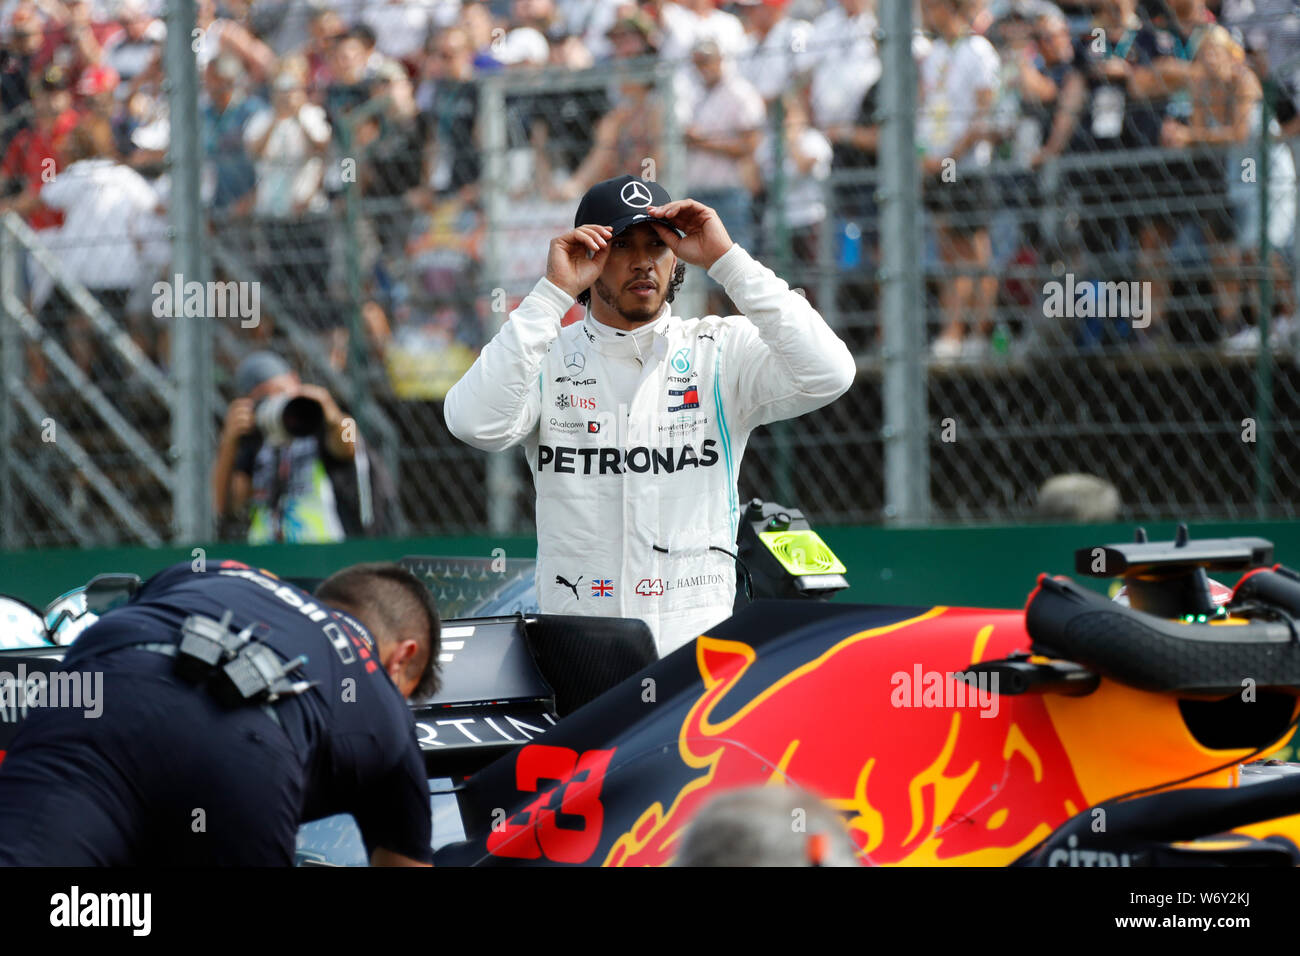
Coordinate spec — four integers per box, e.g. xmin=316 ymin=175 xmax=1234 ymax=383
xmin=214 ymin=351 xmax=385 ymax=543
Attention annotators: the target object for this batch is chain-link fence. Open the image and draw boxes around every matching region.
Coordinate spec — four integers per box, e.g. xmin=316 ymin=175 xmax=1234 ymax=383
xmin=1 ymin=0 xmax=1298 ymax=550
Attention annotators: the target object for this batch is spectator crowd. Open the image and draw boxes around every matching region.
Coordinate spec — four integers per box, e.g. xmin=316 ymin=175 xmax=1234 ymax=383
xmin=2 ymin=0 xmax=1299 ymax=379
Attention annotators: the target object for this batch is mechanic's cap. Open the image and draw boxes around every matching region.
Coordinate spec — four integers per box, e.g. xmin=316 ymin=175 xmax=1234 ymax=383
xmin=573 ymin=174 xmax=678 ymax=237
xmin=235 ymin=350 xmax=292 ymax=396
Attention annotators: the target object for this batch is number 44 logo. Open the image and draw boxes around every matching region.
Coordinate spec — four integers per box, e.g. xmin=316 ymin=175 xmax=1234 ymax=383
xmin=635 ymin=578 xmax=664 ymax=597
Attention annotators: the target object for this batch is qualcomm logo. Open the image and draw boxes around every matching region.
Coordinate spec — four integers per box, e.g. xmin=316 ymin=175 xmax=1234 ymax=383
xmin=670 ymin=348 xmax=691 ymax=374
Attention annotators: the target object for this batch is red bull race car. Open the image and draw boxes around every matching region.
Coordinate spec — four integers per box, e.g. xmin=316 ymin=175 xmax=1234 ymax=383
xmin=5 ymin=515 xmax=1300 ymax=867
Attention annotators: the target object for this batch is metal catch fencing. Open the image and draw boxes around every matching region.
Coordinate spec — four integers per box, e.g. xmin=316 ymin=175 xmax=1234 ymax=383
xmin=2 ymin=3 xmax=1298 ymax=549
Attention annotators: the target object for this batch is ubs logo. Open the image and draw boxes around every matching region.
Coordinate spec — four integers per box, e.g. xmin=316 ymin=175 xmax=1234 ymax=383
xmin=556 ymin=393 xmax=596 ymax=411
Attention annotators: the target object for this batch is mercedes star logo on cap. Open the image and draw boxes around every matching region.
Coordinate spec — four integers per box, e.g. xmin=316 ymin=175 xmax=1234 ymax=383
xmin=573 ymin=175 xmax=681 ymax=239
xmin=620 ymin=180 xmax=654 ymax=208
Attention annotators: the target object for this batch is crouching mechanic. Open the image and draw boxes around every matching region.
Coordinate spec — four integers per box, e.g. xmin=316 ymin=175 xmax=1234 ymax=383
xmin=445 ymin=174 xmax=855 ymax=654
xmin=0 ymin=560 xmax=440 ymax=866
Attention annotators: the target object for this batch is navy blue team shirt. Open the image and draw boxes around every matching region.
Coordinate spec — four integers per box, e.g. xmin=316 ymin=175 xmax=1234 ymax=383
xmin=63 ymin=559 xmax=433 ymax=863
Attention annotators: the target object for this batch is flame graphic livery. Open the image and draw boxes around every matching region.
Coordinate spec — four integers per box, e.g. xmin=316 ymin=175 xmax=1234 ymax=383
xmin=604 ymin=607 xmax=1089 ymax=866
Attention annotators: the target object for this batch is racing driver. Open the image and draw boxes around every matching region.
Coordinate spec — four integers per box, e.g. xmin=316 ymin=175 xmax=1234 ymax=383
xmin=445 ymin=174 xmax=855 ymax=654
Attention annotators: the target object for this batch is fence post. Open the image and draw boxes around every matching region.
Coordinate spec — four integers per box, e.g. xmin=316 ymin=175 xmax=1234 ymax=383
xmin=334 ymin=114 xmax=370 ymax=456
xmin=165 ymin=0 xmax=213 ymax=543
xmin=1255 ymin=80 xmax=1274 ymax=517
xmin=0 ymin=221 xmax=16 ymax=549
xmin=817 ymin=177 xmax=838 ymax=329
xmin=768 ymin=96 xmax=794 ymax=505
xmin=877 ymin=0 xmax=929 ymax=524
xmin=478 ymin=72 xmax=518 ymax=535
xmin=657 ymin=61 xmax=705 ymax=322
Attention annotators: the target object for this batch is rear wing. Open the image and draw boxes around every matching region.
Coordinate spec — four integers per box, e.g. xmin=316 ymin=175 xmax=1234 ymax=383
xmin=1076 ymin=535 xmax=1274 ymax=579
xmin=1075 ymin=527 xmax=1275 ymax=618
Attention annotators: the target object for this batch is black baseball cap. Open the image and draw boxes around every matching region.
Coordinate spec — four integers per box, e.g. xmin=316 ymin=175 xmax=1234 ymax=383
xmin=573 ymin=174 xmax=681 ymax=237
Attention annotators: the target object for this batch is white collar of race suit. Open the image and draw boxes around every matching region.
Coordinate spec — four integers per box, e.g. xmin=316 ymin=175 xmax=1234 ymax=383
xmin=581 ymin=304 xmax=671 ymax=361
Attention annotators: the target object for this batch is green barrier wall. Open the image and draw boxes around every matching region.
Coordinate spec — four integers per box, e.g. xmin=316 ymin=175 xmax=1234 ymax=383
xmin=5 ymin=520 xmax=1300 ymax=611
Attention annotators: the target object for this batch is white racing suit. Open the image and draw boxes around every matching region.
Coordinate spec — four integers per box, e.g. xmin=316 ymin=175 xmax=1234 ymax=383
xmin=444 ymin=244 xmax=855 ymax=655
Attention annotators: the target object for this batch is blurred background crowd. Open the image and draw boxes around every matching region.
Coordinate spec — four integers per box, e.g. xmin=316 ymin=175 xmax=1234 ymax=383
xmin=4 ymin=0 xmax=1298 ymax=366
xmin=2 ymin=0 xmax=1300 ymax=544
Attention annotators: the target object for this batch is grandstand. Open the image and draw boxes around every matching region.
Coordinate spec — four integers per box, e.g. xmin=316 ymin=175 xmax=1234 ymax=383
xmin=1 ymin=0 xmax=1298 ymax=548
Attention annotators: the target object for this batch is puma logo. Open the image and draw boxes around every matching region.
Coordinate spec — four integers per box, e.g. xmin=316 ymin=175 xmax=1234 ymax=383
xmin=556 ymin=575 xmax=582 ymax=600
xmin=698 ymin=332 xmax=715 ymax=341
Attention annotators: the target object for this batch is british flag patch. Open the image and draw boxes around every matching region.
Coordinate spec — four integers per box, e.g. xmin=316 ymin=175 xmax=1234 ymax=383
xmin=591 ymin=579 xmax=613 ymax=597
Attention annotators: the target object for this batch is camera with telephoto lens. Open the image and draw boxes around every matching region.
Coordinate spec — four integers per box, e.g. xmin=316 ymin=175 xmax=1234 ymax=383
xmin=255 ymin=392 xmax=325 ymax=445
